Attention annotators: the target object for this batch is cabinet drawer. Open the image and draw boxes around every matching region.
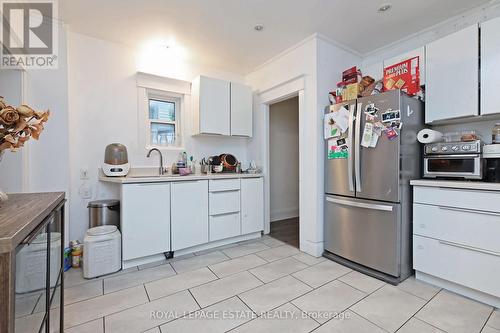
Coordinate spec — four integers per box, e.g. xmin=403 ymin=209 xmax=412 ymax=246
xmin=414 ymin=203 xmax=500 ymax=253
xmin=413 ymin=235 xmax=500 ymax=297
xmin=209 ymin=179 xmax=240 ymax=192
xmin=210 ymin=213 xmax=240 ymax=241
xmin=209 ymin=190 xmax=240 ymax=215
xmin=414 ymin=186 xmax=500 ymax=213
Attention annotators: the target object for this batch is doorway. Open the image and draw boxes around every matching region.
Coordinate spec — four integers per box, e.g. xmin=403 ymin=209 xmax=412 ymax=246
xmin=268 ymin=96 xmax=299 ymax=248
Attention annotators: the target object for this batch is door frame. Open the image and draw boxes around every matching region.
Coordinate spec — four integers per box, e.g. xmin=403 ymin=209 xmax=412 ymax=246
xmin=258 ymin=76 xmax=305 ymax=244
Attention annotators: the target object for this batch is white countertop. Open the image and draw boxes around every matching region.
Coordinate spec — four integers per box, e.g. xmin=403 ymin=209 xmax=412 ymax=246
xmin=410 ymin=179 xmax=500 ymax=191
xmin=99 ymin=168 xmax=263 ymax=184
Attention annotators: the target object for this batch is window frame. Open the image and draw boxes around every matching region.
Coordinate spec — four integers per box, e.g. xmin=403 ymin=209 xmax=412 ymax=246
xmin=146 ymin=89 xmax=182 ymax=149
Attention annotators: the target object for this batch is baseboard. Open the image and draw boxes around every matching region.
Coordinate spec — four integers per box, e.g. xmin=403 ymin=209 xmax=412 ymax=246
xmin=416 ymin=271 xmax=500 ymax=308
xmin=270 ymin=207 xmax=299 ymax=222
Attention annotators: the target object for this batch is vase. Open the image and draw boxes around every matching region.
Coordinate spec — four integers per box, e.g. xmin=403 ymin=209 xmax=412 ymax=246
xmin=0 ymin=150 xmax=8 ymax=203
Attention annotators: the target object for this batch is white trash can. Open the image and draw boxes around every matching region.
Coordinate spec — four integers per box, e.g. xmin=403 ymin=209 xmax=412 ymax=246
xmin=83 ymin=226 xmax=121 ymax=279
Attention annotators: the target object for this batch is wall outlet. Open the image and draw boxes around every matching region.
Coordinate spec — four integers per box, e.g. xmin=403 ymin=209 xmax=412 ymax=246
xmin=80 ymin=168 xmax=89 ymax=180
xmin=79 ymin=184 xmax=92 ymax=199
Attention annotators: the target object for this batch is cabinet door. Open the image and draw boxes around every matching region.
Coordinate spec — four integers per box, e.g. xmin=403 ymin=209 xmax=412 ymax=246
xmin=121 ymin=183 xmax=170 ymax=260
xmin=230 ymin=82 xmax=253 ymax=137
xmin=481 ymin=17 xmax=500 ymax=116
xmin=240 ymin=178 xmax=264 ymax=234
xmin=171 ymin=180 xmax=209 ymax=251
xmin=425 ymin=25 xmax=479 ymax=123
xmin=199 ymin=76 xmax=230 ymax=135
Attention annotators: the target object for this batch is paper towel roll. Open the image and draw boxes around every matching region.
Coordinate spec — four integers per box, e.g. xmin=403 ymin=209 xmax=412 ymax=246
xmin=417 ymin=129 xmax=444 ymax=144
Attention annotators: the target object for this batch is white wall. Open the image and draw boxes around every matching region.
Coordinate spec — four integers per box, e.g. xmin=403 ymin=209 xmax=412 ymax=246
xmin=246 ymin=34 xmax=361 ymax=256
xmin=269 ymin=96 xmax=299 ymax=221
xmin=67 ymin=32 xmax=250 ymax=241
xmin=0 ymin=70 xmax=25 ymax=193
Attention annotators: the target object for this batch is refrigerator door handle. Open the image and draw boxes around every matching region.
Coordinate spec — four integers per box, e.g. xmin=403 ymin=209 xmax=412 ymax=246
xmin=355 ymin=102 xmax=362 ymax=192
xmin=347 ymin=104 xmax=355 ymax=192
xmin=326 ymin=196 xmax=393 ymax=212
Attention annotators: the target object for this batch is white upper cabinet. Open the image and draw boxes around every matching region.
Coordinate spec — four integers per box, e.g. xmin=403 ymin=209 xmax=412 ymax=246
xmin=481 ymin=17 xmax=500 ymax=116
xmin=192 ymin=76 xmax=230 ymax=135
xmin=230 ymin=82 xmax=253 ymax=137
xmin=425 ymin=24 xmax=479 ymax=123
xmin=192 ymin=76 xmax=252 ymax=137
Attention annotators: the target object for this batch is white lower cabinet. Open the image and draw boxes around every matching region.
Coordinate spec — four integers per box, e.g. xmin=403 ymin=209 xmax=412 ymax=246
xmin=413 ymin=185 xmax=500 ymax=306
xmin=241 ymin=178 xmax=264 ymax=234
xmin=171 ymin=180 xmax=209 ymax=251
xmin=210 ymin=213 xmax=240 ymax=242
xmin=121 ymin=183 xmax=171 ymax=261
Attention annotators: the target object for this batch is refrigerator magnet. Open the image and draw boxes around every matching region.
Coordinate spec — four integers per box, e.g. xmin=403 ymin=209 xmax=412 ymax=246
xmin=373 ymin=122 xmax=385 ymax=136
xmin=361 ymin=123 xmax=374 ymax=148
xmin=385 ymin=127 xmax=399 ymax=140
xmin=381 ymin=109 xmax=400 ymax=123
xmin=364 ymin=103 xmax=379 ymax=115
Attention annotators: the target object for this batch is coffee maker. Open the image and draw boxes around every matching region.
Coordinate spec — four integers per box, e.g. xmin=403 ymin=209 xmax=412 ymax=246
xmin=483 ymin=144 xmax=500 ymax=182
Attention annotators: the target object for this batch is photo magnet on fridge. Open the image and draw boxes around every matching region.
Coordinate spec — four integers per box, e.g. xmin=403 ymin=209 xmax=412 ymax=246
xmin=364 ymin=103 xmax=379 ymax=115
xmin=381 ymin=109 xmax=401 ymax=123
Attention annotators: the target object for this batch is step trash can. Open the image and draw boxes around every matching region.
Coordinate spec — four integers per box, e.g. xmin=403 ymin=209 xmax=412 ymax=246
xmin=88 ymin=199 xmax=120 ymax=230
xmin=83 ymin=225 xmax=121 ymax=278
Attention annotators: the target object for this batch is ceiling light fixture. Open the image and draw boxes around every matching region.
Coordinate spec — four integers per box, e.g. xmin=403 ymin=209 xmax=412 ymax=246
xmin=254 ymin=25 xmax=264 ymax=31
xmin=378 ymin=3 xmax=392 ymax=13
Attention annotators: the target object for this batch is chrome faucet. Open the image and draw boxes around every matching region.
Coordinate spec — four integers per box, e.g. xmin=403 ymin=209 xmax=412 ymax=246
xmin=147 ymin=148 xmax=165 ymax=175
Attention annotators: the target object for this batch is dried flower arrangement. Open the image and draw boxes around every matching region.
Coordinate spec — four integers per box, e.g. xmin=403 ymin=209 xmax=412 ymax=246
xmin=0 ymin=96 xmax=50 ymax=151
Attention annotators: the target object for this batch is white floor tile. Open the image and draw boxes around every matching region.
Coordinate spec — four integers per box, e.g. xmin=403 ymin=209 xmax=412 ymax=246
xmin=338 ymin=270 xmax=385 ymax=294
xmin=249 ymin=257 xmax=308 ymax=283
xmin=159 ymin=297 xmax=254 ymax=333
xmin=230 ymin=303 xmax=319 ymax=333
xmin=397 ymin=318 xmax=444 ymax=333
xmin=64 ymin=267 xmax=138 ymax=288
xmin=291 ymin=280 xmax=366 ymax=324
xmin=397 ymin=276 xmax=441 ymax=300
xmin=292 ymin=260 xmax=351 ymax=288
xmin=292 ymin=253 xmax=326 ymax=266
xmin=483 ymin=326 xmax=500 ymax=333
xmin=104 ymin=264 xmax=176 ymax=293
xmin=64 ymin=285 xmax=148 ymax=329
xmin=239 ymin=275 xmax=312 ymax=314
xmin=208 ymin=254 xmax=267 ymax=278
xmin=65 ymin=318 xmax=104 ymax=333
xmin=222 ymin=242 xmax=271 ymax=258
xmin=15 ymin=292 xmax=42 ymax=318
xmin=255 ymin=244 xmax=300 ymax=262
xmin=351 ymin=284 xmax=426 ymax=332
xmin=487 ymin=309 xmax=500 ymax=330
xmin=190 ymin=271 xmax=262 ymax=308
xmin=260 ymin=236 xmax=286 ymax=248
xmin=313 ymin=310 xmax=386 ymax=333
xmin=415 ymin=290 xmax=493 ymax=333
xmin=105 ymin=290 xmax=199 ymax=333
xmin=145 ymin=267 xmax=217 ymax=301
xmin=65 ymin=280 xmax=103 ymax=305
xmin=171 ymin=251 xmax=228 ymax=274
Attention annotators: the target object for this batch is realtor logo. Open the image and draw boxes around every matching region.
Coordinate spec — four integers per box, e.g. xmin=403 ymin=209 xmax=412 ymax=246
xmin=1 ymin=0 xmax=58 ymax=68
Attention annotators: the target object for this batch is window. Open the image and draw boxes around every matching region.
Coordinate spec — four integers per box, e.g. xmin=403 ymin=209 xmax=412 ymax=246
xmin=147 ymin=93 xmax=181 ymax=147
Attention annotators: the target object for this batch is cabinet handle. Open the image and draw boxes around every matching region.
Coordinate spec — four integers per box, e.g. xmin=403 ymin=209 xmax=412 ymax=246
xmin=202 ymin=132 xmax=223 ymax=135
xmin=438 ymin=206 xmax=500 ymax=217
xmin=438 ymin=240 xmax=500 ymax=258
xmin=210 ymin=211 xmax=240 ymax=217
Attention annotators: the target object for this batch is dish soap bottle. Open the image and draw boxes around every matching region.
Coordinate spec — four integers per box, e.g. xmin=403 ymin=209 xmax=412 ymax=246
xmin=493 ymin=123 xmax=500 ymax=144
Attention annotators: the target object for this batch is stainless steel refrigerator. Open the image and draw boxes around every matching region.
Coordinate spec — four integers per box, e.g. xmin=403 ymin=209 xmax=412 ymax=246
xmin=324 ymin=90 xmax=423 ymax=284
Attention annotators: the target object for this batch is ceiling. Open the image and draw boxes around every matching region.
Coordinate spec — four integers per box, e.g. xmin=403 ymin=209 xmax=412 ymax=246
xmin=60 ymin=0 xmax=492 ymax=74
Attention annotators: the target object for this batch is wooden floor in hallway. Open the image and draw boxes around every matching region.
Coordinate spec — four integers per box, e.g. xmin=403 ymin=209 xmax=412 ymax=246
xmin=270 ymin=217 xmax=299 ymax=248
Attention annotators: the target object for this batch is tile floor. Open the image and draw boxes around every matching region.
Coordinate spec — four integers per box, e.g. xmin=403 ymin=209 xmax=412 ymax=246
xmin=15 ymin=235 xmax=500 ymax=333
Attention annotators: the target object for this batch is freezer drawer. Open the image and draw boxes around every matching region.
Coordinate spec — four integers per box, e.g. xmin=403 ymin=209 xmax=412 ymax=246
xmin=324 ymin=195 xmax=401 ymax=277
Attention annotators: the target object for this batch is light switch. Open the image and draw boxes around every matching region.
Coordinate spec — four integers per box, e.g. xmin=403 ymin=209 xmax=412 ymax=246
xmin=80 ymin=168 xmax=89 ymax=180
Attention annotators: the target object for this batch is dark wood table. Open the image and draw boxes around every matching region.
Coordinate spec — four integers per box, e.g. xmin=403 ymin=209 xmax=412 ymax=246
xmin=0 ymin=192 xmax=65 ymax=333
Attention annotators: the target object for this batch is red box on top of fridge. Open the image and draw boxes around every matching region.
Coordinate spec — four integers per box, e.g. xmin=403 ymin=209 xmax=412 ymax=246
xmin=383 ymin=57 xmax=420 ymax=96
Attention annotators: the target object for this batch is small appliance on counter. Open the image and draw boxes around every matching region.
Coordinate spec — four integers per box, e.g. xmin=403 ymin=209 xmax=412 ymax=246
xmin=423 ymin=140 xmax=484 ymax=180
xmin=102 ymin=143 xmax=130 ymax=176
xmin=483 ymin=144 xmax=500 ymax=182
